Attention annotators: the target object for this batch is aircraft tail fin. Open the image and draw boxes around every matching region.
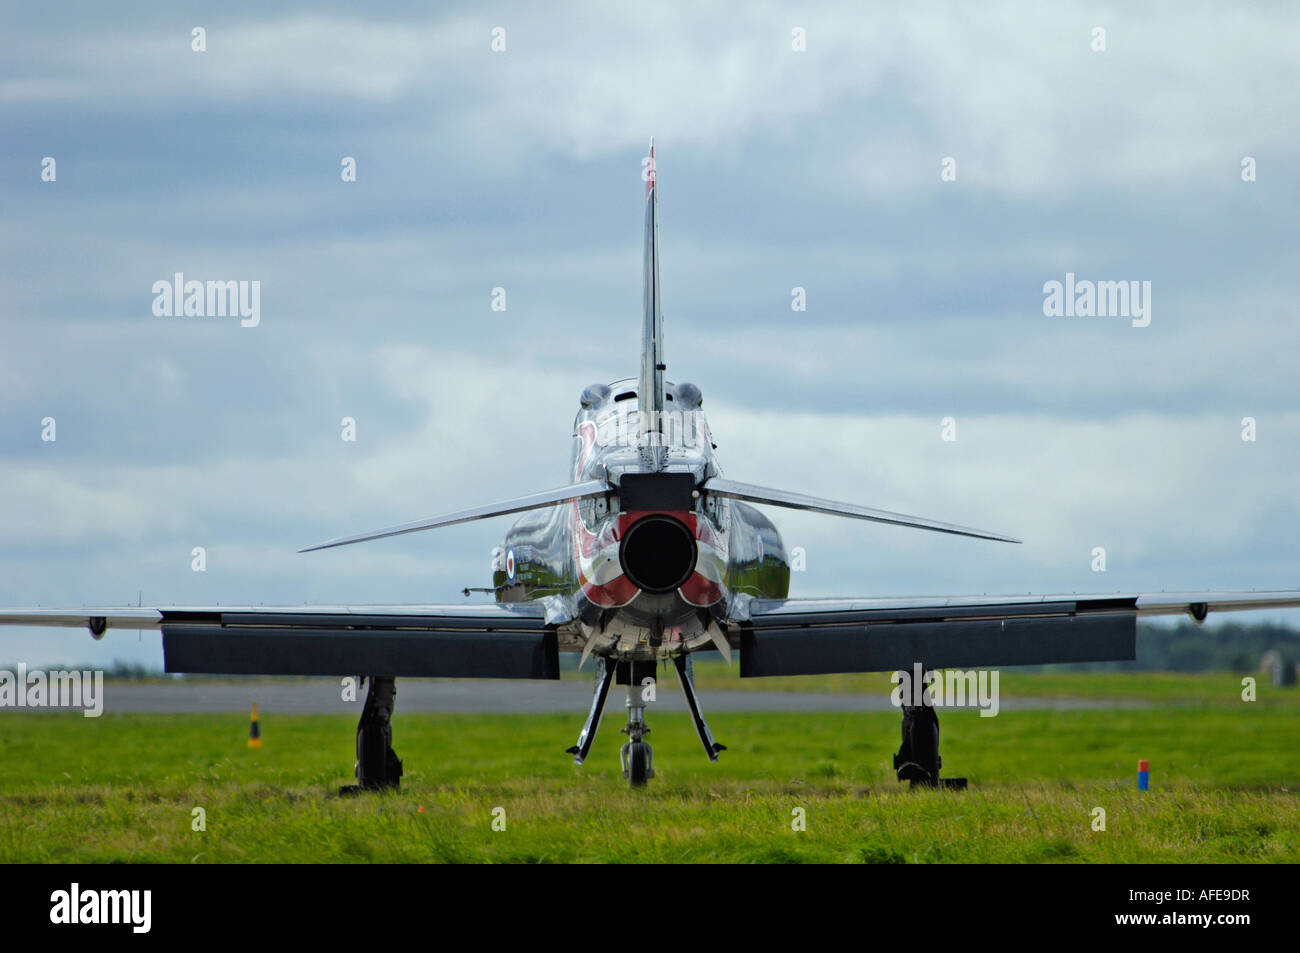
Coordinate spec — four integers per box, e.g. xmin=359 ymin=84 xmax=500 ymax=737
xmin=638 ymin=138 xmax=666 ymax=467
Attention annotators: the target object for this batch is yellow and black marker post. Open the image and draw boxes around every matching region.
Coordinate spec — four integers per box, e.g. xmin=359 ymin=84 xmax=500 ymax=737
xmin=248 ymin=703 xmax=262 ymax=749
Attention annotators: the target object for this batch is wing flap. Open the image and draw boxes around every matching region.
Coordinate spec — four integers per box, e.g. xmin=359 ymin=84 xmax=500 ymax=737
xmin=162 ymin=624 xmax=560 ymax=678
xmin=731 ymin=589 xmax=1300 ymax=676
xmin=739 ymin=612 xmax=1136 ymax=677
xmin=0 ymin=602 xmax=570 ymax=678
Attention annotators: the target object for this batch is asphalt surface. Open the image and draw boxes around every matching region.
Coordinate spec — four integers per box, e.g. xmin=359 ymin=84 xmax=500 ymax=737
xmin=5 ymin=679 xmax=1150 ymax=714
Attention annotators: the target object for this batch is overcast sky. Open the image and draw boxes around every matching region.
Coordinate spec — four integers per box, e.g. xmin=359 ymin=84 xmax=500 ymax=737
xmin=3 ymin=2 xmax=1298 ymax=668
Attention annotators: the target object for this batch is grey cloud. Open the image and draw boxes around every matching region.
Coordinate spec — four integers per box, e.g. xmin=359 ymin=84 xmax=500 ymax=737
xmin=3 ymin=1 xmax=1298 ymax=668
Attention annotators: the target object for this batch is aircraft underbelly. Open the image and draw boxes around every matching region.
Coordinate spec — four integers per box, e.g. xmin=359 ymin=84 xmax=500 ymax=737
xmin=574 ymin=588 xmax=721 ymax=661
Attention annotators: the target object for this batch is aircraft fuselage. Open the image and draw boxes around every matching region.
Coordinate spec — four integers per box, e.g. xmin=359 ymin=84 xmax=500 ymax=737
xmin=494 ymin=377 xmax=789 ymax=660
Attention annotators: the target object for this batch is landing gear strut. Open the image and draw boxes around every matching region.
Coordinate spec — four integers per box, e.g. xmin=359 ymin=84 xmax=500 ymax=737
xmin=893 ymin=697 xmax=966 ymax=790
xmin=673 ymin=655 xmax=725 ymax=761
xmin=567 ymin=657 xmax=723 ymax=788
xmin=341 ymin=676 xmax=403 ymax=795
xmin=567 ymin=658 xmax=657 ymax=787
xmin=566 ymin=657 xmax=615 ymax=765
xmin=619 ymin=660 xmax=655 ymax=788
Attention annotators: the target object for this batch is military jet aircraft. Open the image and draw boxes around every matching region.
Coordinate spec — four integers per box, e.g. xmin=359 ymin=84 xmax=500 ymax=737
xmin=5 ymin=141 xmax=1299 ymax=791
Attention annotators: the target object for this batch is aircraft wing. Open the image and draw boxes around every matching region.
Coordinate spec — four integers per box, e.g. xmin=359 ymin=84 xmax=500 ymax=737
xmin=0 ymin=601 xmax=580 ymax=678
xmin=726 ymin=590 xmax=1300 ymax=676
xmin=298 ymin=480 xmax=611 ymax=552
xmin=702 ymin=477 xmax=1019 ymax=543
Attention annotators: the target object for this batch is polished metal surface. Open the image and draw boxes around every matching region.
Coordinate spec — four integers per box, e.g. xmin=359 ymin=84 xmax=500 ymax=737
xmin=702 ymin=477 xmax=1021 ymax=544
xmin=297 ymin=480 xmax=612 ymax=552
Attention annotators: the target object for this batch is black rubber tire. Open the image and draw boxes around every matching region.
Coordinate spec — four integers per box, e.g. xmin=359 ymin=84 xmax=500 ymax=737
xmin=627 ymin=742 xmax=650 ymax=789
xmin=357 ymin=723 xmax=390 ymax=787
xmin=905 ymin=706 xmax=940 ymax=785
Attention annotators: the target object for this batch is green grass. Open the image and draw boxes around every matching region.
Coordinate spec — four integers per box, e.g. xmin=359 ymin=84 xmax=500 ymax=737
xmin=136 ymin=667 xmax=1297 ymax=707
xmin=2 ymin=680 xmax=1298 ymax=863
xmin=683 ymin=663 xmax=1299 ymax=706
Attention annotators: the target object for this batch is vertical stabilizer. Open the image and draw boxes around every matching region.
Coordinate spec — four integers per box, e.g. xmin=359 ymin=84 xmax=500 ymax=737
xmin=639 ymin=138 xmax=666 ymax=470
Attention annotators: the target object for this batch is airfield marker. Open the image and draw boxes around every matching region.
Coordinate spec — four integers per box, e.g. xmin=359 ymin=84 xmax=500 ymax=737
xmin=1137 ymin=759 xmax=1149 ymax=790
xmin=248 ymin=703 xmax=262 ymax=749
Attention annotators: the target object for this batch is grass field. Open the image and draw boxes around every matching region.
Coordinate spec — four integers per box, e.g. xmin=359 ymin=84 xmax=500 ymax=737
xmin=1 ymin=672 xmax=1297 ymax=863
xmin=686 ymin=663 xmax=1297 ymax=703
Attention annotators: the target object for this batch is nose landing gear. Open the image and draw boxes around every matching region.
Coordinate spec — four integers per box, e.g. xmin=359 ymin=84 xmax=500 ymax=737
xmin=621 ymin=720 xmax=653 ymax=787
xmin=620 ymin=662 xmax=656 ymax=788
xmin=570 ymin=655 xmax=729 ymax=788
xmin=569 ymin=657 xmax=660 ymax=788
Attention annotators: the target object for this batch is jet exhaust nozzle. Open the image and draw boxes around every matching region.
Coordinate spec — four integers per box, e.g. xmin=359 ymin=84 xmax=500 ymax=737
xmin=619 ymin=515 xmax=697 ymax=594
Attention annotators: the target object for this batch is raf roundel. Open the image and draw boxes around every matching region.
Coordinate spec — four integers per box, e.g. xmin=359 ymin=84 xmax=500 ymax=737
xmin=505 ymin=548 xmax=516 ymax=584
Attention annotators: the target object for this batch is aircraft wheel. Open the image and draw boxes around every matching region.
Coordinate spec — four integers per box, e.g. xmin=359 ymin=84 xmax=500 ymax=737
xmin=905 ymin=705 xmax=940 ymax=785
xmin=626 ymin=742 xmax=651 ymax=789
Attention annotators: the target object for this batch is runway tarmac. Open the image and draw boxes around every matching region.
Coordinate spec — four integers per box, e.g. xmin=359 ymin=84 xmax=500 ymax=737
xmin=12 ymin=679 xmax=1150 ymax=714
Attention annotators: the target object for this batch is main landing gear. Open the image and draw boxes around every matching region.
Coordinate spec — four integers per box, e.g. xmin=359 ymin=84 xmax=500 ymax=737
xmin=340 ymin=676 xmax=403 ymax=795
xmin=330 ymin=668 xmax=961 ymax=794
xmin=892 ymin=688 xmax=966 ymax=790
